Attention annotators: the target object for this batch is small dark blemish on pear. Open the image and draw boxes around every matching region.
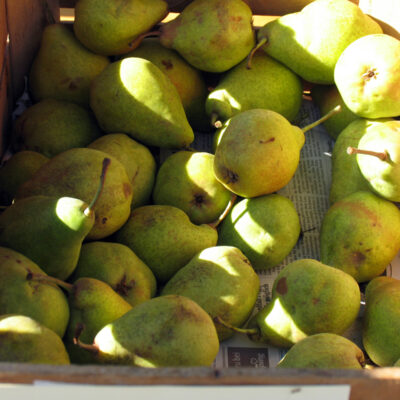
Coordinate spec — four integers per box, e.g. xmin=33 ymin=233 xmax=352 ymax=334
xmin=276 ymin=277 xmax=288 ymax=295
xmin=123 ymin=182 xmax=133 ymax=198
xmin=161 ymin=59 xmax=173 ymax=70
xmin=102 ymin=217 xmax=107 ymax=224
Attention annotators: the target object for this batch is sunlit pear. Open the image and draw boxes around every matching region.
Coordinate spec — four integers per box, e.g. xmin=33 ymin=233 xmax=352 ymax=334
xmin=218 ymin=194 xmax=301 ymax=270
xmin=277 ymin=333 xmax=365 ymax=369
xmin=161 ymin=246 xmax=259 ymax=341
xmin=90 ymin=57 xmax=194 ymax=149
xmin=0 ymin=315 xmax=70 ymax=365
xmin=74 ymin=295 xmax=220 ymax=367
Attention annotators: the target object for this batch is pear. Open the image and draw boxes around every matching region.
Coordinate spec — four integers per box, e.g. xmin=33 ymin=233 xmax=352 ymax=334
xmin=346 ymin=120 xmax=400 ymax=202
xmin=362 ymin=277 xmax=400 ymax=366
xmin=0 ymin=246 xmax=69 ymax=338
xmin=124 ymin=38 xmax=210 ymax=132
xmin=13 ymin=99 xmax=102 ymax=158
xmin=73 ymin=0 xmax=168 ymax=56
xmin=161 ymin=246 xmax=259 ymax=341
xmin=218 ymin=259 xmax=360 ymax=348
xmin=206 ymin=52 xmax=303 ymax=127
xmin=277 ymin=333 xmax=365 ymax=369
xmin=152 ymin=151 xmax=234 ymax=225
xmin=217 ymin=194 xmax=301 ymax=270
xmin=88 ymin=133 xmax=157 ymax=209
xmin=334 ymin=34 xmax=400 ymax=118
xmin=75 ymin=295 xmax=220 ymax=367
xmin=113 ymin=205 xmax=218 ymax=283
xmin=329 ymin=118 xmax=385 ymax=204
xmin=0 ymin=151 xmax=49 ymax=206
xmin=253 ymin=0 xmax=382 ymax=84
xmin=29 ymin=23 xmax=110 ymax=107
xmin=15 ymin=148 xmax=133 ymax=240
xmin=320 ymin=191 xmax=400 ymax=282
xmin=0 ymin=314 xmax=70 ymax=365
xmin=90 ymin=57 xmax=194 ymax=149
xmin=0 ymin=158 xmax=110 ymax=280
xmin=159 ymin=0 xmax=255 ymax=73
xmin=213 ymin=106 xmax=341 ymax=198
xmin=311 ymin=85 xmax=359 ymax=140
xmin=72 ymin=241 xmax=157 ymax=307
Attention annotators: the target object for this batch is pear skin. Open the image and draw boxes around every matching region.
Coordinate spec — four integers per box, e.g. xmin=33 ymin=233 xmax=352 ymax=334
xmin=73 ymin=0 xmax=168 ymax=56
xmin=15 ymin=148 xmax=133 ymax=240
xmin=72 ymin=241 xmax=157 ymax=307
xmin=152 ymin=151 xmax=233 ymax=225
xmin=0 ymin=151 xmax=49 ymax=206
xmin=13 ymin=99 xmax=102 ymax=158
xmin=159 ymin=0 xmax=255 ymax=73
xmin=277 ymin=333 xmax=365 ymax=369
xmin=90 ymin=57 xmax=194 ymax=149
xmin=362 ymin=276 xmax=400 ymax=366
xmin=88 ymin=133 xmax=157 ymax=209
xmin=113 ymin=205 xmax=218 ymax=283
xmin=0 ymin=315 xmax=70 ymax=365
xmin=256 ymin=0 xmax=382 ymax=84
xmin=82 ymin=295 xmax=220 ymax=367
xmin=161 ymin=246 xmax=260 ymax=341
xmin=0 ymin=247 xmax=69 ymax=338
xmin=320 ymin=191 xmax=400 ymax=282
xmin=218 ymin=194 xmax=301 ymax=270
xmin=29 ymin=23 xmax=110 ymax=107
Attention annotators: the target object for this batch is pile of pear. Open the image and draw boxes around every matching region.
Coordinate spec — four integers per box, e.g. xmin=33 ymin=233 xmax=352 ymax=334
xmin=0 ymin=0 xmax=400 ymax=370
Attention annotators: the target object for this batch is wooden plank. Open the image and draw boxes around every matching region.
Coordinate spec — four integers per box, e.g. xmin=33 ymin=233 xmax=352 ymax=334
xmin=5 ymin=0 xmax=59 ymax=106
xmin=1 ymin=364 xmax=400 ymax=400
xmin=0 ymin=0 xmax=9 ymax=156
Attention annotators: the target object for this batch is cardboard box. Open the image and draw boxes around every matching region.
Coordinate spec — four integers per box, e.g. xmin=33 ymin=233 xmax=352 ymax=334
xmin=0 ymin=1 xmax=400 ymax=398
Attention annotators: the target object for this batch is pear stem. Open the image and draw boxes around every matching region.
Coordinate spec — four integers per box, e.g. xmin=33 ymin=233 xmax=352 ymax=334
xmin=347 ymin=147 xmax=388 ymax=161
xmin=208 ymin=193 xmax=237 ymax=229
xmin=246 ymin=37 xmax=268 ymax=69
xmin=73 ymin=323 xmax=99 ymax=355
xmin=128 ymin=30 xmax=160 ymax=50
xmin=301 ymin=105 xmax=342 ymax=133
xmin=84 ymin=158 xmax=111 ymax=217
xmin=210 ymin=113 xmax=223 ymax=129
xmin=26 ymin=272 xmax=73 ymax=293
xmin=214 ymin=316 xmax=259 ymax=335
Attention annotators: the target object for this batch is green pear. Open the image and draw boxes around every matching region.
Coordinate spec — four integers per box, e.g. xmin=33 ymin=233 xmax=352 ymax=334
xmin=13 ymin=99 xmax=102 ymax=158
xmin=0 ymin=158 xmax=111 ymax=280
xmin=0 ymin=314 xmax=70 ymax=365
xmin=217 ymin=194 xmax=301 ymax=270
xmin=206 ymin=52 xmax=303 ymax=127
xmin=15 ymin=148 xmax=133 ymax=240
xmin=213 ymin=106 xmax=340 ymax=198
xmin=161 ymin=245 xmax=259 ymax=341
xmin=254 ymin=0 xmax=382 ymax=84
xmin=329 ymin=118 xmax=386 ymax=204
xmin=159 ymin=0 xmax=255 ymax=73
xmin=0 ymin=151 xmax=49 ymax=206
xmin=320 ymin=191 xmax=400 ymax=282
xmin=222 ymin=259 xmax=360 ymax=348
xmin=152 ymin=151 xmax=234 ymax=225
xmin=347 ymin=120 xmax=400 ymax=202
xmin=88 ymin=133 xmax=156 ymax=209
xmin=29 ymin=23 xmax=110 ymax=107
xmin=75 ymin=295 xmax=220 ymax=367
xmin=311 ymin=85 xmax=359 ymax=140
xmin=90 ymin=57 xmax=194 ymax=149
xmin=0 ymin=246 xmax=69 ymax=338
xmin=334 ymin=34 xmax=400 ymax=118
xmin=277 ymin=333 xmax=365 ymax=369
xmin=362 ymin=277 xmax=400 ymax=367
xmin=124 ymin=38 xmax=210 ymax=132
xmin=72 ymin=241 xmax=157 ymax=307
xmin=73 ymin=0 xmax=168 ymax=56
xmin=113 ymin=205 xmax=218 ymax=283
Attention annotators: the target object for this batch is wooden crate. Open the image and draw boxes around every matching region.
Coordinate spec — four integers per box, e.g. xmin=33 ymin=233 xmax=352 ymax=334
xmin=0 ymin=1 xmax=400 ymax=398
